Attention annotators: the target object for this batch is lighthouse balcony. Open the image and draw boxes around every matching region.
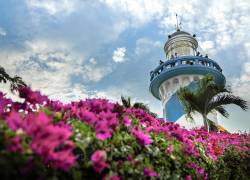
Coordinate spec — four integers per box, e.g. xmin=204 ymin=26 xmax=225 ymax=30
xmin=149 ymin=56 xmax=226 ymax=100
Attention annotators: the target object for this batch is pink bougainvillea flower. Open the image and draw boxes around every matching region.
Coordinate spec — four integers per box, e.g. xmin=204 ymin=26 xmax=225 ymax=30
xmin=143 ymin=167 xmax=158 ymax=177
xmin=186 ymin=162 xmax=206 ymax=178
xmin=91 ymin=150 xmax=108 ymax=173
xmin=23 ymin=112 xmax=51 ymax=136
xmin=123 ymin=116 xmax=131 ymax=127
xmin=23 ymin=112 xmax=76 ymax=170
xmin=5 ymin=111 xmax=22 ymax=131
xmin=0 ymin=86 xmax=250 ymax=177
xmin=132 ymin=129 xmax=153 ymax=145
xmin=184 ymin=175 xmax=192 ymax=180
xmin=127 ymin=154 xmax=133 ymax=161
xmin=98 ymin=111 xmax=118 ymax=129
xmin=109 ymin=175 xmax=120 ymax=180
xmin=77 ymin=110 xmax=97 ymax=124
xmin=7 ymin=136 xmax=22 ymax=153
xmin=49 ymin=146 xmax=76 ymax=171
xmin=18 ymin=86 xmax=48 ymax=105
xmin=95 ymin=127 xmax=112 ymax=141
xmin=165 ymin=144 xmax=174 ymax=154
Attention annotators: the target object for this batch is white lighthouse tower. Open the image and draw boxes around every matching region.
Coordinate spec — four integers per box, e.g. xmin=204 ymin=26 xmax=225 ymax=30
xmin=149 ymin=25 xmax=225 ymax=128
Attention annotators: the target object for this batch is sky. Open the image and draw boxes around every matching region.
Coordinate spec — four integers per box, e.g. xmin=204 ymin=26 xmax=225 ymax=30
xmin=0 ymin=0 xmax=249 ymax=132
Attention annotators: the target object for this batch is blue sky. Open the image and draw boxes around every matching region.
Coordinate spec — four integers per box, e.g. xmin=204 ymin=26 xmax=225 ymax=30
xmin=0 ymin=0 xmax=249 ymax=132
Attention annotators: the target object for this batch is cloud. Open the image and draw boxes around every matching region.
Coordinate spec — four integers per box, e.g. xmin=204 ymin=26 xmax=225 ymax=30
xmin=26 ymin=0 xmax=77 ymax=15
xmin=199 ymin=40 xmax=216 ymax=56
xmin=0 ymin=27 xmax=7 ymax=36
xmin=158 ymin=0 xmax=250 ymax=50
xmin=82 ymin=58 xmax=113 ymax=82
xmin=0 ymin=39 xmax=93 ymax=102
xmin=1 ymin=0 xmax=250 ymax=132
xmin=95 ymin=83 xmax=163 ymax=117
xmin=112 ymin=47 xmax=126 ymax=63
xmin=100 ymin=0 xmax=165 ymax=26
xmin=199 ymin=41 xmax=214 ymax=51
xmin=231 ymin=43 xmax=250 ymax=101
xmin=135 ymin=38 xmax=161 ymax=56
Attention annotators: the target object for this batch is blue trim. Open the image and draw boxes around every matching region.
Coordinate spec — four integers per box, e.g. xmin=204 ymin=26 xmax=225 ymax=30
xmin=151 ymin=56 xmax=222 ymax=76
xmin=165 ymin=92 xmax=184 ymax=122
xmin=165 ymin=81 xmax=198 ymax=121
xmin=149 ymin=57 xmax=226 ymax=100
xmin=150 ymin=66 xmax=226 ymax=100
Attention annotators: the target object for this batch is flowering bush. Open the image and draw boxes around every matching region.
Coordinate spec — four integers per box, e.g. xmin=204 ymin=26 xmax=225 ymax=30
xmin=0 ymin=87 xmax=249 ymax=179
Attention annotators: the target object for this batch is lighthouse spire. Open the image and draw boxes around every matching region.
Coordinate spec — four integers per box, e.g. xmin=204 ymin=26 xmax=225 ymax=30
xmin=175 ymin=14 xmax=182 ymax=31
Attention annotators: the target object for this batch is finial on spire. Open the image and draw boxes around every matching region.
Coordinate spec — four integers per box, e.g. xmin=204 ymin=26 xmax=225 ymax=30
xmin=175 ymin=14 xmax=182 ymax=31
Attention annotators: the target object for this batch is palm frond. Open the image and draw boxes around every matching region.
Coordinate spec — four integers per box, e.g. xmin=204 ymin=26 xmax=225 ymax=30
xmin=177 ymin=74 xmax=247 ymax=132
xmin=133 ymin=102 xmax=149 ymax=110
xmin=214 ymin=106 xmax=229 ymax=118
xmin=0 ymin=66 xmax=27 ymax=92
xmin=121 ymin=96 xmax=131 ymax=108
xmin=0 ymin=66 xmax=11 ymax=83
xmin=208 ymin=94 xmax=248 ymax=112
xmin=177 ymin=87 xmax=200 ymax=119
xmin=10 ymin=76 xmax=27 ymax=92
xmin=196 ymin=75 xmax=219 ymax=109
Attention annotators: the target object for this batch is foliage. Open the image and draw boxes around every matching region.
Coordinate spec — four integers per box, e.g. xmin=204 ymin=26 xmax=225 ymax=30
xmin=0 ymin=87 xmax=249 ymax=179
xmin=177 ymin=75 xmax=248 ymax=132
xmin=209 ymin=146 xmax=250 ymax=180
xmin=121 ymin=96 xmax=158 ymax=117
xmin=0 ymin=66 xmax=26 ymax=92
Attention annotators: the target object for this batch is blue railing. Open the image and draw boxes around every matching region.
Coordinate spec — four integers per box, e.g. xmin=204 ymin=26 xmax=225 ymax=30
xmin=150 ymin=56 xmax=222 ymax=81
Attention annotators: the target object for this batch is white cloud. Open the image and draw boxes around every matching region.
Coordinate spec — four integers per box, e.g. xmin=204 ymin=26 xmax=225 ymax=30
xmin=95 ymin=84 xmax=163 ymax=117
xmin=26 ymin=0 xmax=77 ymax=15
xmin=82 ymin=58 xmax=113 ymax=82
xmin=231 ymin=43 xmax=250 ymax=101
xmin=199 ymin=40 xmax=216 ymax=56
xmin=0 ymin=39 xmax=97 ymax=102
xmin=101 ymin=0 xmax=165 ymax=26
xmin=112 ymin=47 xmax=126 ymax=63
xmin=158 ymin=0 xmax=250 ymax=51
xmin=0 ymin=27 xmax=7 ymax=36
xmin=199 ymin=41 xmax=214 ymax=51
xmin=135 ymin=38 xmax=161 ymax=56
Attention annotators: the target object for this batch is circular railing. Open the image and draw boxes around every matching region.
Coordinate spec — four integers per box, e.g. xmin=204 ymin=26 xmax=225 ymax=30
xmin=150 ymin=56 xmax=222 ymax=81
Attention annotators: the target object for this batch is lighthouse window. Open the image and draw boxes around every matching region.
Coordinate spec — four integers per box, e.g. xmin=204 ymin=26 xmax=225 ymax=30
xmin=194 ymin=76 xmax=199 ymax=81
xmin=182 ymin=77 xmax=190 ymax=84
xmin=173 ymin=78 xmax=179 ymax=84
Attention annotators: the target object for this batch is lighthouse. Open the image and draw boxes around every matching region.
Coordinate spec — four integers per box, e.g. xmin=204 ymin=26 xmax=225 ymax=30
xmin=149 ymin=27 xmax=226 ymax=128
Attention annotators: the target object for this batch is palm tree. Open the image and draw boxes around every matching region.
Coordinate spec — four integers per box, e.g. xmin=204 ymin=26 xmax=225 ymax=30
xmin=177 ymin=75 xmax=248 ymax=132
xmin=121 ymin=96 xmax=157 ymax=117
xmin=121 ymin=96 xmax=132 ymax=108
xmin=0 ymin=66 xmax=26 ymax=92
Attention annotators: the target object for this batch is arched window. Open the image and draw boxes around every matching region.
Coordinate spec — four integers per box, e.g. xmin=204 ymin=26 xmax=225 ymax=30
xmin=173 ymin=78 xmax=179 ymax=84
xmin=193 ymin=76 xmax=199 ymax=81
xmin=182 ymin=77 xmax=190 ymax=84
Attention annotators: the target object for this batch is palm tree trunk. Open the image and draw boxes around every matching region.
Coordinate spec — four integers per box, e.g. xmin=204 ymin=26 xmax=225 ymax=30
xmin=202 ymin=114 xmax=210 ymax=132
